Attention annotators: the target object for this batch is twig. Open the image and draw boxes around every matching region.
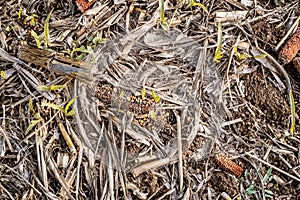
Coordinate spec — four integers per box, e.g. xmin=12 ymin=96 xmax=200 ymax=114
xmin=275 ymin=14 xmax=300 ymax=51
xmin=174 ymin=111 xmax=183 ymax=192
xmin=245 ymin=152 xmax=300 ymax=182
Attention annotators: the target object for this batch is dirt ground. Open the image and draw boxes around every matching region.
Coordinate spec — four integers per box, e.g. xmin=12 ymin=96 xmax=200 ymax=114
xmin=0 ymin=0 xmax=300 ymax=199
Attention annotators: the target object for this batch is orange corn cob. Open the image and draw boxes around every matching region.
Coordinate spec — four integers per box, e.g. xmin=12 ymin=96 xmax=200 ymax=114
xmin=293 ymin=57 xmax=300 ymax=73
xmin=279 ymin=25 xmax=300 ymax=65
xmin=76 ymin=0 xmax=94 ymax=13
xmin=215 ymin=154 xmax=243 ymax=178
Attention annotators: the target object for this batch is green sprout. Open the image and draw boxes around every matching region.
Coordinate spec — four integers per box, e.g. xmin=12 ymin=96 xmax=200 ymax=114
xmin=159 ymin=0 xmax=169 ymax=31
xmin=234 ymin=45 xmax=267 ymax=61
xmin=0 ymin=70 xmax=6 ymax=79
xmin=151 ymin=90 xmax=160 ymax=103
xmin=42 ymin=96 xmax=78 ymax=117
xmin=244 ymin=167 xmax=273 ymax=199
xmin=62 ymin=45 xmax=93 ymax=58
xmin=213 ymin=22 xmax=223 ymax=62
xmin=44 ymin=8 xmax=54 ymax=47
xmin=189 ymin=0 xmax=208 ymax=13
xmin=25 ymin=98 xmax=43 ymax=134
xmin=23 ymin=14 xmax=39 ymax=26
xmin=16 ymin=6 xmax=23 ymax=19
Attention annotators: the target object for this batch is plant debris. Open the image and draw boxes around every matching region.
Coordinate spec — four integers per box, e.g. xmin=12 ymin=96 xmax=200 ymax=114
xmin=0 ymin=0 xmax=299 ymax=199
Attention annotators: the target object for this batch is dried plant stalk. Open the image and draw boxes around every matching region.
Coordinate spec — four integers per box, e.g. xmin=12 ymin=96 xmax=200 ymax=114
xmin=215 ymin=154 xmax=243 ymax=177
xmin=58 ymin=122 xmax=76 ymax=154
xmin=279 ymin=26 xmax=300 ymax=64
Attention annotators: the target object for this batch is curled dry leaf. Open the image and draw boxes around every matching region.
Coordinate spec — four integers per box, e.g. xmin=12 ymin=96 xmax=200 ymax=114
xmin=76 ymin=0 xmax=94 ymax=13
xmin=215 ymin=154 xmax=243 ymax=178
xmin=279 ymin=25 xmax=300 ymax=65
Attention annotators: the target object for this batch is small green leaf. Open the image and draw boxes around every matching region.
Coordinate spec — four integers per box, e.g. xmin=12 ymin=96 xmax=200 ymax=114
xmin=151 ymin=90 xmax=160 ymax=103
xmin=42 ymin=102 xmax=64 ymax=112
xmin=16 ymin=6 xmax=23 ymax=19
xmin=214 ymin=22 xmax=223 ymax=62
xmin=190 ymin=0 xmax=208 ymax=13
xmin=23 ymin=16 xmax=33 ymax=24
xmin=74 ymin=46 xmax=91 ymax=53
xmin=245 ymin=189 xmax=257 ymax=195
xmin=263 ymin=167 xmax=272 ymax=183
xmin=265 ymin=194 xmax=273 ymax=198
xmin=31 ymin=30 xmax=42 ymax=49
xmin=44 ymin=8 xmax=54 ymax=47
xmin=65 ymin=96 xmax=78 ymax=113
xmin=234 ymin=45 xmax=251 ymax=60
xmin=264 ymin=189 xmax=273 ymax=195
xmin=25 ymin=118 xmax=43 ymax=134
xmin=141 ymin=88 xmax=146 ymax=100
xmin=37 ymin=85 xmax=50 ymax=91
xmin=66 ymin=110 xmax=75 ymax=116
xmin=159 ymin=0 xmax=165 ymax=22
xmin=159 ymin=0 xmax=169 ymax=31
xmin=253 ymin=54 xmax=268 ymax=59
xmin=30 ymin=20 xmax=35 ymax=26
xmin=161 ymin=20 xmax=170 ymax=31
xmin=245 ymin=185 xmax=257 ymax=195
xmin=88 ymin=36 xmax=94 ymax=42
xmin=49 ymin=85 xmax=67 ymax=91
xmin=120 ymin=91 xmax=125 ymax=99
xmin=257 ymin=167 xmax=261 ymax=174
xmin=34 ymin=113 xmax=41 ymax=119
xmin=0 ymin=70 xmax=6 ymax=79
xmin=244 ymin=169 xmax=249 ymax=177
xmin=92 ymin=33 xmax=105 ymax=44
xmin=5 ymin=26 xmax=11 ymax=32
xmin=76 ymin=54 xmax=84 ymax=60
xmin=29 ymin=98 xmax=35 ymax=113
xmin=149 ymin=110 xmax=157 ymax=121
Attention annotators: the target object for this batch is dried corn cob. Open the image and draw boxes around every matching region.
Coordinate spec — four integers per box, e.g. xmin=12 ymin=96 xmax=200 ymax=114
xmin=293 ymin=57 xmax=300 ymax=73
xmin=279 ymin=25 xmax=300 ymax=65
xmin=215 ymin=154 xmax=243 ymax=178
xmin=76 ymin=0 xmax=94 ymax=13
